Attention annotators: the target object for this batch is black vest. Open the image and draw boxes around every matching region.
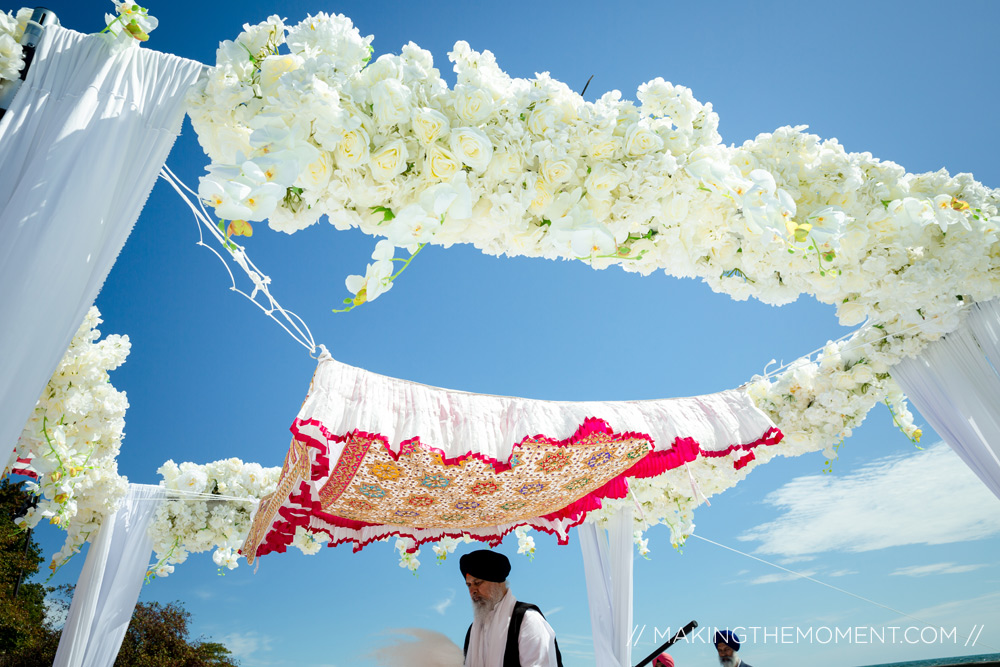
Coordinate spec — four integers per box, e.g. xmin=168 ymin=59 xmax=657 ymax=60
xmin=463 ymin=601 xmax=564 ymax=667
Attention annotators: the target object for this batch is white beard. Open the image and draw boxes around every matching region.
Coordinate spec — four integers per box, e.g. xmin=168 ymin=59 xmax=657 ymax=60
xmin=471 ymin=587 xmax=505 ymax=625
xmin=719 ymin=654 xmax=740 ymax=667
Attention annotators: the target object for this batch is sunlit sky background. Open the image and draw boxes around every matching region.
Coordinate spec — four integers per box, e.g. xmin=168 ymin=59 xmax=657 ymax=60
xmin=11 ymin=1 xmax=1000 ymax=666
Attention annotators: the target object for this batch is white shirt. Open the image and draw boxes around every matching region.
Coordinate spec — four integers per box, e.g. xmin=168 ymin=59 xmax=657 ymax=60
xmin=465 ymin=590 xmax=558 ymax=667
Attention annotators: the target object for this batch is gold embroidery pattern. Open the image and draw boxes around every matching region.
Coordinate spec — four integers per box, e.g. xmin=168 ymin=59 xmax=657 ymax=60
xmin=242 ymin=438 xmax=310 ymax=564
xmin=321 ymin=432 xmax=652 ymax=529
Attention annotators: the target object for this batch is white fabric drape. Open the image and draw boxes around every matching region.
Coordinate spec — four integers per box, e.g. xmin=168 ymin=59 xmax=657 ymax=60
xmin=579 ymin=507 xmax=635 ymax=667
xmin=53 ymin=484 xmax=165 ymax=667
xmin=892 ymin=298 xmax=1000 ymax=499
xmin=300 ymin=350 xmax=777 ymax=464
xmin=0 ymin=26 xmax=204 ymax=474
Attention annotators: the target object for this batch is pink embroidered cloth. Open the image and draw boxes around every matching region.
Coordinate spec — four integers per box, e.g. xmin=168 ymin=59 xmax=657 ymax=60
xmin=241 ymin=351 xmax=782 ymax=562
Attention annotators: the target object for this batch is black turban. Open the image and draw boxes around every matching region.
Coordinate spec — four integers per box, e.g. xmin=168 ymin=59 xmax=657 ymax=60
xmin=715 ymin=630 xmax=741 ymax=651
xmin=459 ymin=550 xmax=511 ymax=582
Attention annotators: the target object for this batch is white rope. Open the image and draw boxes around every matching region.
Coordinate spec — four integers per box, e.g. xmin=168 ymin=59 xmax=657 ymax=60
xmin=126 ymin=488 xmax=261 ymax=503
xmin=690 ymin=533 xmax=996 ymax=650
xmin=158 ymin=164 xmax=318 ymax=356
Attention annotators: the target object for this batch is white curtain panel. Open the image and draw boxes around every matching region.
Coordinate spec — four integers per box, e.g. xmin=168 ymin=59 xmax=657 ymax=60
xmin=891 ymin=299 xmax=1000 ymax=499
xmin=579 ymin=507 xmax=635 ymax=667
xmin=53 ymin=484 xmax=166 ymax=667
xmin=0 ymin=26 xmax=204 ymax=473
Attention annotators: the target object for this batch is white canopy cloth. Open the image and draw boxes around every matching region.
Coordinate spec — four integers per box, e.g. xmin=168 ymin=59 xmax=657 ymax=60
xmin=242 ymin=350 xmax=781 ymax=561
xmin=892 ymin=298 xmax=1000 ymax=500
xmin=0 ymin=26 xmax=204 ymax=473
xmin=579 ymin=507 xmax=635 ymax=667
xmin=53 ymin=484 xmax=165 ymax=667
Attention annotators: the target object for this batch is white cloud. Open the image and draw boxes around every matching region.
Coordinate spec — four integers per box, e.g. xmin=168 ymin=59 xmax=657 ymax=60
xmin=828 ymin=569 xmax=857 ymax=577
xmin=890 ymin=562 xmax=987 ymax=577
xmin=431 ymin=589 xmax=455 ymax=615
xmin=222 ymin=631 xmax=273 ymax=659
xmin=739 ymin=442 xmax=1000 ymax=558
xmin=748 ymin=570 xmax=816 ymax=585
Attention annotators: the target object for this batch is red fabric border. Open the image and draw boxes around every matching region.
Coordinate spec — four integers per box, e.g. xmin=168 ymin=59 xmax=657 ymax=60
xmin=249 ymin=418 xmax=783 ymax=559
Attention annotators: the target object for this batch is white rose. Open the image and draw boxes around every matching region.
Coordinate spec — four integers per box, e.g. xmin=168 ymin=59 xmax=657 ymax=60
xmin=258 ymin=54 xmax=303 ymax=98
xmin=335 ymin=127 xmax=370 ymax=168
xmin=449 ymin=127 xmax=493 ymax=173
xmin=585 ymin=163 xmax=623 ymax=200
xmin=850 ymin=363 xmax=876 ymax=386
xmin=527 ymin=104 xmax=561 ymax=137
xmin=486 ymin=148 xmax=523 ymax=184
xmin=371 ymin=78 xmax=412 ymax=128
xmin=528 ymin=177 xmax=555 ymax=216
xmin=425 ymin=145 xmax=460 ymax=181
xmin=412 ymin=108 xmax=450 ymax=146
xmin=837 ymin=300 xmax=868 ymax=326
xmin=624 ymin=123 xmax=664 ymax=156
xmin=296 ymin=151 xmax=334 ymax=191
xmin=369 ymin=140 xmax=408 ymax=182
xmin=588 ymin=134 xmax=620 ymax=161
xmin=541 ymin=157 xmax=577 ymax=185
xmin=453 ymin=84 xmax=494 ymax=125
xmin=363 ymin=54 xmax=400 ymax=86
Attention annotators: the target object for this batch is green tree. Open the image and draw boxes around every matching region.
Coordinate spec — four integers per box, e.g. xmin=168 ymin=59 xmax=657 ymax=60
xmin=113 ymin=600 xmax=239 ymax=667
xmin=0 ymin=480 xmax=238 ymax=667
xmin=0 ymin=479 xmax=49 ymax=661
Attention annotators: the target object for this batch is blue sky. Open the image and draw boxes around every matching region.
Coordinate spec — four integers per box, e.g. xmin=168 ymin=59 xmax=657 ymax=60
xmin=13 ymin=1 xmax=1000 ymax=666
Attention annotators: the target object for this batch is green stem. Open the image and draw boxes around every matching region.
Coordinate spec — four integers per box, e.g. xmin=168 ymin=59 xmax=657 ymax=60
xmin=41 ymin=417 xmax=66 ymax=470
xmin=389 ymin=243 xmax=426 ymax=281
xmin=99 ymin=14 xmax=125 ymax=34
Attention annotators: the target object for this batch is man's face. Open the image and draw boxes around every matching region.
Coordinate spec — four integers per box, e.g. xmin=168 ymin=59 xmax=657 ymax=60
xmin=717 ymin=642 xmax=737 ymax=667
xmin=465 ymin=574 xmax=505 ymax=609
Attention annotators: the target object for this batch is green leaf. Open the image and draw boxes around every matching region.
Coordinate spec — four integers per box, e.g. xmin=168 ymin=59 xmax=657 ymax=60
xmin=369 ymin=205 xmax=395 ymax=223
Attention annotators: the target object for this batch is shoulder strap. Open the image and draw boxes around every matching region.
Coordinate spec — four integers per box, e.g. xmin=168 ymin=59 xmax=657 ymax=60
xmin=464 ymin=623 xmax=472 ymax=657
xmin=503 ymin=602 xmax=564 ymax=667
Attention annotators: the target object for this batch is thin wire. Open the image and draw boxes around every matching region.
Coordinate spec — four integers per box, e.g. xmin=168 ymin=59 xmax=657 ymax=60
xmin=158 ymin=165 xmax=318 ymax=356
xmin=690 ymin=533 xmax=996 ymax=650
xmin=754 ymin=307 xmax=964 ymax=383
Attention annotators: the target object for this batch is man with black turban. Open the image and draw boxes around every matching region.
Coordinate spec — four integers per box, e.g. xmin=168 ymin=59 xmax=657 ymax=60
xmin=460 ymin=549 xmax=562 ymax=667
xmin=715 ymin=629 xmax=753 ymax=667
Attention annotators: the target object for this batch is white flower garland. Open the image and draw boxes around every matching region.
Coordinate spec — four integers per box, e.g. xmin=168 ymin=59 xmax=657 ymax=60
xmin=13 ymin=307 xmax=131 ymax=572
xmin=149 ymin=458 xmax=330 ymax=578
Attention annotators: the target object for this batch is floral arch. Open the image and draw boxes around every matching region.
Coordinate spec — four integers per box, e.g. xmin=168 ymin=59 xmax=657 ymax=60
xmin=5 ymin=8 xmax=998 ymax=576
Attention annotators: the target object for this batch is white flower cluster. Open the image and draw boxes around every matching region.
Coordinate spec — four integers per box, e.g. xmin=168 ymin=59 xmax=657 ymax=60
xmin=0 ymin=8 xmax=30 ymax=83
xmin=13 ymin=307 xmax=131 ymax=571
xmin=149 ymin=458 xmax=285 ymax=577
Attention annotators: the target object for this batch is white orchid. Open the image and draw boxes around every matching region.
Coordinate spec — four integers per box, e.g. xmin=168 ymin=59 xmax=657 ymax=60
xmin=104 ymin=1 xmax=158 ymax=42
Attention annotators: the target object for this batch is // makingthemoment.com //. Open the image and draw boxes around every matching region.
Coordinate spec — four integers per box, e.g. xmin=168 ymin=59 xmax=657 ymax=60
xmin=631 ymin=625 xmax=986 ymax=647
